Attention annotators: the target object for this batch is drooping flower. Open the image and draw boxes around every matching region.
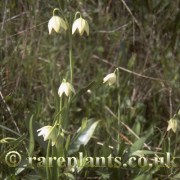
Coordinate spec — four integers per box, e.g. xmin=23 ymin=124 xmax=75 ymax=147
xmin=48 ymin=16 xmax=67 ymax=34
xmin=58 ymin=80 xmax=75 ymax=97
xmin=167 ymin=118 xmax=178 ymax=133
xmin=103 ymin=73 xmax=116 ymax=86
xmin=72 ymin=16 xmax=89 ymax=36
xmin=37 ymin=125 xmax=58 ymax=146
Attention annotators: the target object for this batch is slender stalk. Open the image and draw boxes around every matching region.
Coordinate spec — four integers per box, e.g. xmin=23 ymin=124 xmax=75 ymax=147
xmin=52 ymin=146 xmax=58 ymax=180
xmin=53 ymin=8 xmax=60 ymax=16
xmin=116 ymin=68 xmax=120 ymax=153
xmin=46 ymin=141 xmax=51 ymax=179
xmin=59 ymin=97 xmax=62 ymax=123
xmin=68 ymin=28 xmax=73 ymax=84
xmin=64 ymin=97 xmax=69 ymax=129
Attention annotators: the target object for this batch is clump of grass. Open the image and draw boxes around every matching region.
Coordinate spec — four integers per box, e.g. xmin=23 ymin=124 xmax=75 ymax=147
xmin=0 ymin=0 xmax=180 ymax=179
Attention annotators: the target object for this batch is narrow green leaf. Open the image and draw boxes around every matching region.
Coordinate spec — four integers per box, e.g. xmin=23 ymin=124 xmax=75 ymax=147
xmin=0 ymin=134 xmax=26 ymax=160
xmin=0 ymin=137 xmax=16 ymax=143
xmin=68 ymin=120 xmax=100 ymax=155
xmin=77 ymin=120 xmax=99 ymax=145
xmin=131 ymin=150 xmax=156 ymax=157
xmin=130 ymin=137 xmax=147 ymax=154
xmin=133 ymin=174 xmax=152 ymax=180
xmin=71 ymin=81 xmax=95 ymax=103
xmin=0 ymin=125 xmax=21 ymax=136
xmin=64 ymin=173 xmax=75 ymax=180
xmin=80 ymin=117 xmax=88 ymax=132
xmin=65 ymin=135 xmax=71 ymax=151
xmin=28 ymin=115 xmax=34 ymax=156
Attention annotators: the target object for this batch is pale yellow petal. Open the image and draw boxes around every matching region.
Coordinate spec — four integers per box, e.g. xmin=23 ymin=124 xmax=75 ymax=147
xmin=85 ymin=21 xmax=89 ymax=36
xmin=64 ymin=83 xmax=70 ymax=96
xmin=72 ymin=18 xmax=80 ymax=34
xmin=58 ymin=83 xmax=66 ymax=97
xmin=48 ymin=16 xmax=66 ymax=34
xmin=60 ymin=18 xmax=67 ymax=31
xmin=103 ymin=73 xmax=116 ymax=86
xmin=48 ymin=18 xmax=54 ymax=34
xmin=44 ymin=127 xmax=53 ymax=141
xmin=53 ymin=16 xmax=61 ymax=33
xmin=78 ymin=18 xmax=86 ymax=35
xmin=167 ymin=118 xmax=178 ymax=133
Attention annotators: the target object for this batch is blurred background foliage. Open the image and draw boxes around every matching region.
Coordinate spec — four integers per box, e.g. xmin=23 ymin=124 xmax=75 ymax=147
xmin=0 ymin=0 xmax=180 ymax=179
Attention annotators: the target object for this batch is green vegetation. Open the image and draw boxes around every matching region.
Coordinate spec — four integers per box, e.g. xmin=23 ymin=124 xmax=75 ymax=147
xmin=0 ymin=0 xmax=180 ymax=179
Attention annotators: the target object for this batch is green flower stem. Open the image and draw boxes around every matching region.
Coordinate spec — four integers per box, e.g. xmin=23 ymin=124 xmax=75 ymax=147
xmin=52 ymin=146 xmax=58 ymax=180
xmin=58 ymin=96 xmax=63 ymax=133
xmin=116 ymin=68 xmax=120 ymax=153
xmin=74 ymin=11 xmax=81 ymax=21
xmin=68 ymin=29 xmax=73 ymax=84
xmin=59 ymin=96 xmax=62 ymax=123
xmin=63 ymin=97 xmax=69 ymax=129
xmin=46 ymin=141 xmax=51 ymax=179
xmin=53 ymin=8 xmax=60 ymax=16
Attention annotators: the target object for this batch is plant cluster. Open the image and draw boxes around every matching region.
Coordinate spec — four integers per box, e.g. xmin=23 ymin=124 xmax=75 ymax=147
xmin=0 ymin=1 xmax=179 ymax=179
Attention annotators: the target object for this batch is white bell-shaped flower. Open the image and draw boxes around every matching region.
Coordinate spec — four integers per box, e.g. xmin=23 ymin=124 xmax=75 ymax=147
xmin=48 ymin=16 xmax=67 ymax=34
xmin=103 ymin=73 xmax=116 ymax=86
xmin=72 ymin=17 xmax=89 ymax=36
xmin=58 ymin=81 xmax=75 ymax=97
xmin=37 ymin=125 xmax=58 ymax=146
xmin=167 ymin=118 xmax=178 ymax=133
